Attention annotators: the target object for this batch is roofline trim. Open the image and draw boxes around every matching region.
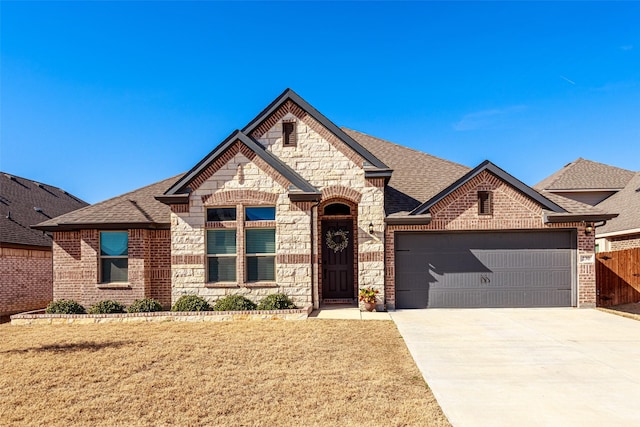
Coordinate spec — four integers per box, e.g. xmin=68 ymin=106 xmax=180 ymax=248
xmin=32 ymin=222 xmax=171 ymax=232
xmin=545 ymin=188 xmax=622 ymax=193
xmin=543 ymin=213 xmax=619 ymax=224
xmin=411 ymin=160 xmax=567 ymax=215
xmin=595 ymin=227 xmax=640 ymax=238
xmin=385 ymin=214 xmax=432 ymax=225
xmin=241 ymin=88 xmax=390 ymax=170
xmin=155 ymin=194 xmax=190 ymax=205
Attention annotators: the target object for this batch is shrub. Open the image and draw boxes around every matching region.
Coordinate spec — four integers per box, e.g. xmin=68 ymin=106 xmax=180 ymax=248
xmin=127 ymin=298 xmax=163 ymax=313
xmin=45 ymin=299 xmax=86 ymax=314
xmin=171 ymin=295 xmax=212 ymax=312
xmin=88 ymin=300 xmax=126 ymax=314
xmin=257 ymin=293 xmax=297 ymax=310
xmin=213 ymin=295 xmax=257 ymax=311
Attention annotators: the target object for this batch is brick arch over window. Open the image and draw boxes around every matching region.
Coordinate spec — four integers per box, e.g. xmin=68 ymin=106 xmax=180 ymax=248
xmin=201 ymin=190 xmax=279 ymax=206
xmin=321 ymin=186 xmax=362 ymax=204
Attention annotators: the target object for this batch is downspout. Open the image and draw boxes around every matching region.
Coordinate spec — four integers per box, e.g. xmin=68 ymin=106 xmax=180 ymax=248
xmin=310 ymin=200 xmax=321 ymax=309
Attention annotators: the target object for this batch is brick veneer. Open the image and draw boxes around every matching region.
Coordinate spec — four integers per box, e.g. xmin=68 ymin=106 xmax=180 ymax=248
xmin=609 ymin=233 xmax=640 ymax=251
xmin=384 ymin=171 xmax=597 ymax=309
xmin=52 ymin=229 xmax=171 ymax=309
xmin=0 ymin=247 xmax=53 ymax=316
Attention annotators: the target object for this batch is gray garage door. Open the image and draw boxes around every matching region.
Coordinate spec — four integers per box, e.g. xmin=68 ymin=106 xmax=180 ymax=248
xmin=395 ymin=231 xmax=575 ymax=308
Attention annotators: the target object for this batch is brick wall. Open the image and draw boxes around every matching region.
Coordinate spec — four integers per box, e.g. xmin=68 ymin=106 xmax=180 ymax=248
xmin=51 ymin=229 xmax=172 ymax=310
xmin=0 ymin=247 xmax=52 ymax=316
xmin=609 ymin=233 xmax=640 ymax=251
xmin=383 ymin=171 xmax=596 ymax=308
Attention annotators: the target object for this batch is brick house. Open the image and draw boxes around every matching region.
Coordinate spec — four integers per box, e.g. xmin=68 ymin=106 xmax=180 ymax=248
xmin=34 ymin=89 xmax=617 ymax=310
xmin=1 ymin=173 xmax=87 ymax=318
xmin=535 ymin=158 xmax=638 ymax=251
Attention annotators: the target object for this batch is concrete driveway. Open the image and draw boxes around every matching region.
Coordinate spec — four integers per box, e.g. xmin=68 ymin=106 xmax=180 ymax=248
xmin=391 ymin=308 xmax=640 ymax=427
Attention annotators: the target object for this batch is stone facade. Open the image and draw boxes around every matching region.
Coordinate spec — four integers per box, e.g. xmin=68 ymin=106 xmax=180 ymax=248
xmin=0 ymin=247 xmax=53 ymax=317
xmin=170 ymin=108 xmax=386 ymax=309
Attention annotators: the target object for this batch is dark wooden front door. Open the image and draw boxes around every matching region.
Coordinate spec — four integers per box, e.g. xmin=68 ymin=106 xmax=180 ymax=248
xmin=322 ymin=219 xmax=354 ymax=299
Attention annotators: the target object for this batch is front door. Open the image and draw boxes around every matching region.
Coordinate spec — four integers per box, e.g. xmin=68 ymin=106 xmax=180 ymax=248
xmin=322 ymin=219 xmax=354 ymax=299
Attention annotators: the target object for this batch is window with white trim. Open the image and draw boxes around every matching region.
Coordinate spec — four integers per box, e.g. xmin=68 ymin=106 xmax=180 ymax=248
xmin=100 ymin=231 xmax=128 ymax=283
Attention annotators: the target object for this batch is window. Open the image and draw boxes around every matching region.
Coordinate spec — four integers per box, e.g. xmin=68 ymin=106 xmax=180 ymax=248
xmin=323 ymin=203 xmax=351 ymax=216
xmin=207 ymin=230 xmax=237 ymax=282
xmin=246 ymin=229 xmax=275 ymax=282
xmin=282 ymin=120 xmax=296 ymax=146
xmin=100 ymin=231 xmax=128 ymax=283
xmin=207 ymin=207 xmax=236 ymax=222
xmin=245 ymin=207 xmax=275 ymax=221
xmin=478 ymin=191 xmax=492 ymax=215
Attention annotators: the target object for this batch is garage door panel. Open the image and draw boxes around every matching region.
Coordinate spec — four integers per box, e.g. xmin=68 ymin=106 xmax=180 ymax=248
xmin=395 ymin=231 xmax=575 ymax=308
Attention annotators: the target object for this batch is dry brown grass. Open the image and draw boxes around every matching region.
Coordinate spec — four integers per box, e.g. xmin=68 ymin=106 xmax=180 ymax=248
xmin=0 ymin=320 xmax=449 ymax=426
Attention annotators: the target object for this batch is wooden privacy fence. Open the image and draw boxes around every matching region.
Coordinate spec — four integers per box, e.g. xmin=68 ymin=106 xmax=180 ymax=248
xmin=596 ymin=248 xmax=640 ymax=307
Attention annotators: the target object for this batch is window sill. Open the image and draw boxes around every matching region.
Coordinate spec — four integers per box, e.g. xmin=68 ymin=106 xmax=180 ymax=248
xmin=205 ymin=282 xmax=239 ymax=289
xmin=97 ymin=283 xmax=131 ymax=290
xmin=244 ymin=282 xmax=278 ymax=288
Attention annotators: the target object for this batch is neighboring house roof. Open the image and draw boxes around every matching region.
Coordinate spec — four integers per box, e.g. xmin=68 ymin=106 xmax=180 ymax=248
xmin=534 ymin=158 xmax=635 ymax=191
xmin=596 ymin=172 xmax=640 ymax=236
xmin=411 ymin=160 xmax=567 ymax=215
xmin=33 ymin=174 xmax=183 ymax=232
xmin=161 ymin=130 xmax=320 ymax=203
xmin=1 ymin=172 xmax=88 ymax=248
xmin=344 ymin=128 xmax=469 ymax=213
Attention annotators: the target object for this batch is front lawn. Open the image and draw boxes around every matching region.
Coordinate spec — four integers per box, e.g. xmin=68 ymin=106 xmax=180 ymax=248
xmin=0 ymin=320 xmax=449 ymax=426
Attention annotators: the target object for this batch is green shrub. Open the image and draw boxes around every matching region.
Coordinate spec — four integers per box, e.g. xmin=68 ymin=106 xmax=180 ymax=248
xmin=127 ymin=298 xmax=163 ymax=313
xmin=171 ymin=295 xmax=212 ymax=312
xmin=257 ymin=293 xmax=297 ymax=310
xmin=88 ymin=300 xmax=126 ymax=314
xmin=213 ymin=295 xmax=257 ymax=311
xmin=45 ymin=299 xmax=86 ymax=314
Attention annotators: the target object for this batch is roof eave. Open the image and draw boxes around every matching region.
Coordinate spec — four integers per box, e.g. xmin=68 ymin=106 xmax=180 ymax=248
xmin=32 ymin=222 xmax=171 ymax=232
xmin=543 ymin=213 xmax=619 ymax=224
xmin=155 ymin=194 xmax=190 ymax=205
xmin=385 ymin=214 xmax=432 ymax=225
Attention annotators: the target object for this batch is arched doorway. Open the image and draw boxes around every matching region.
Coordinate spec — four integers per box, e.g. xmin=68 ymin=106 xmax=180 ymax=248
xmin=319 ymin=200 xmax=357 ymax=302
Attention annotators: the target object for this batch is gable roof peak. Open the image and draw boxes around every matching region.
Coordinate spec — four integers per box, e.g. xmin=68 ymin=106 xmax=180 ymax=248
xmin=241 ymin=89 xmax=390 ymax=172
xmin=410 ymin=160 xmax=566 ymax=215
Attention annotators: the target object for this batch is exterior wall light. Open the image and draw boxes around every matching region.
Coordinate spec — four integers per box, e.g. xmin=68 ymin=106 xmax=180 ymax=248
xmin=368 ymin=222 xmax=374 ymax=234
xmin=585 ymin=223 xmax=593 ymax=235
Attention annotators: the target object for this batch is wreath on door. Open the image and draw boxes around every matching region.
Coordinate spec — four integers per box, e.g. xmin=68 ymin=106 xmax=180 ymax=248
xmin=326 ymin=229 xmax=349 ymax=253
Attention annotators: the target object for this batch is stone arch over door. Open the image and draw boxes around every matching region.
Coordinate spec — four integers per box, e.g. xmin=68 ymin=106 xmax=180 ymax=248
xmin=318 ymin=198 xmax=358 ymax=303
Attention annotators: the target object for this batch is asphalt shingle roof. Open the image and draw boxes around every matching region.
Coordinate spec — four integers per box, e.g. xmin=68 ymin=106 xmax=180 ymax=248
xmin=343 ymin=128 xmax=470 ymax=213
xmin=1 ymin=172 xmax=88 ymax=247
xmin=534 ymin=158 xmax=635 ymax=191
xmin=596 ymin=172 xmax=640 ymax=234
xmin=34 ymin=174 xmax=183 ymax=231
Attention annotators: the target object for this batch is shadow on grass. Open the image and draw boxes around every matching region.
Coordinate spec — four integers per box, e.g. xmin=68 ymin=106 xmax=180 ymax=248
xmin=1 ymin=340 xmax=134 ymax=354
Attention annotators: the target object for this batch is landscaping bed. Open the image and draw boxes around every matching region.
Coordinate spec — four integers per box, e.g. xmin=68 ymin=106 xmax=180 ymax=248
xmin=10 ymin=306 xmax=312 ymax=325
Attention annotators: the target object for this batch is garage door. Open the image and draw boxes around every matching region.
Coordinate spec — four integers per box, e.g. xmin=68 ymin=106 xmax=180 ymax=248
xmin=395 ymin=231 xmax=575 ymax=308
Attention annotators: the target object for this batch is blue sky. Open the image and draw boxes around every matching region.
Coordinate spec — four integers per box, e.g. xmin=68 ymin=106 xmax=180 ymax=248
xmin=2 ymin=1 xmax=639 ymax=204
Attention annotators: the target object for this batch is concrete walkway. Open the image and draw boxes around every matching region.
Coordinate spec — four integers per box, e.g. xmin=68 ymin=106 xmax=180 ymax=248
xmin=309 ymin=305 xmax=391 ymax=320
xmin=391 ymin=308 xmax=640 ymax=427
